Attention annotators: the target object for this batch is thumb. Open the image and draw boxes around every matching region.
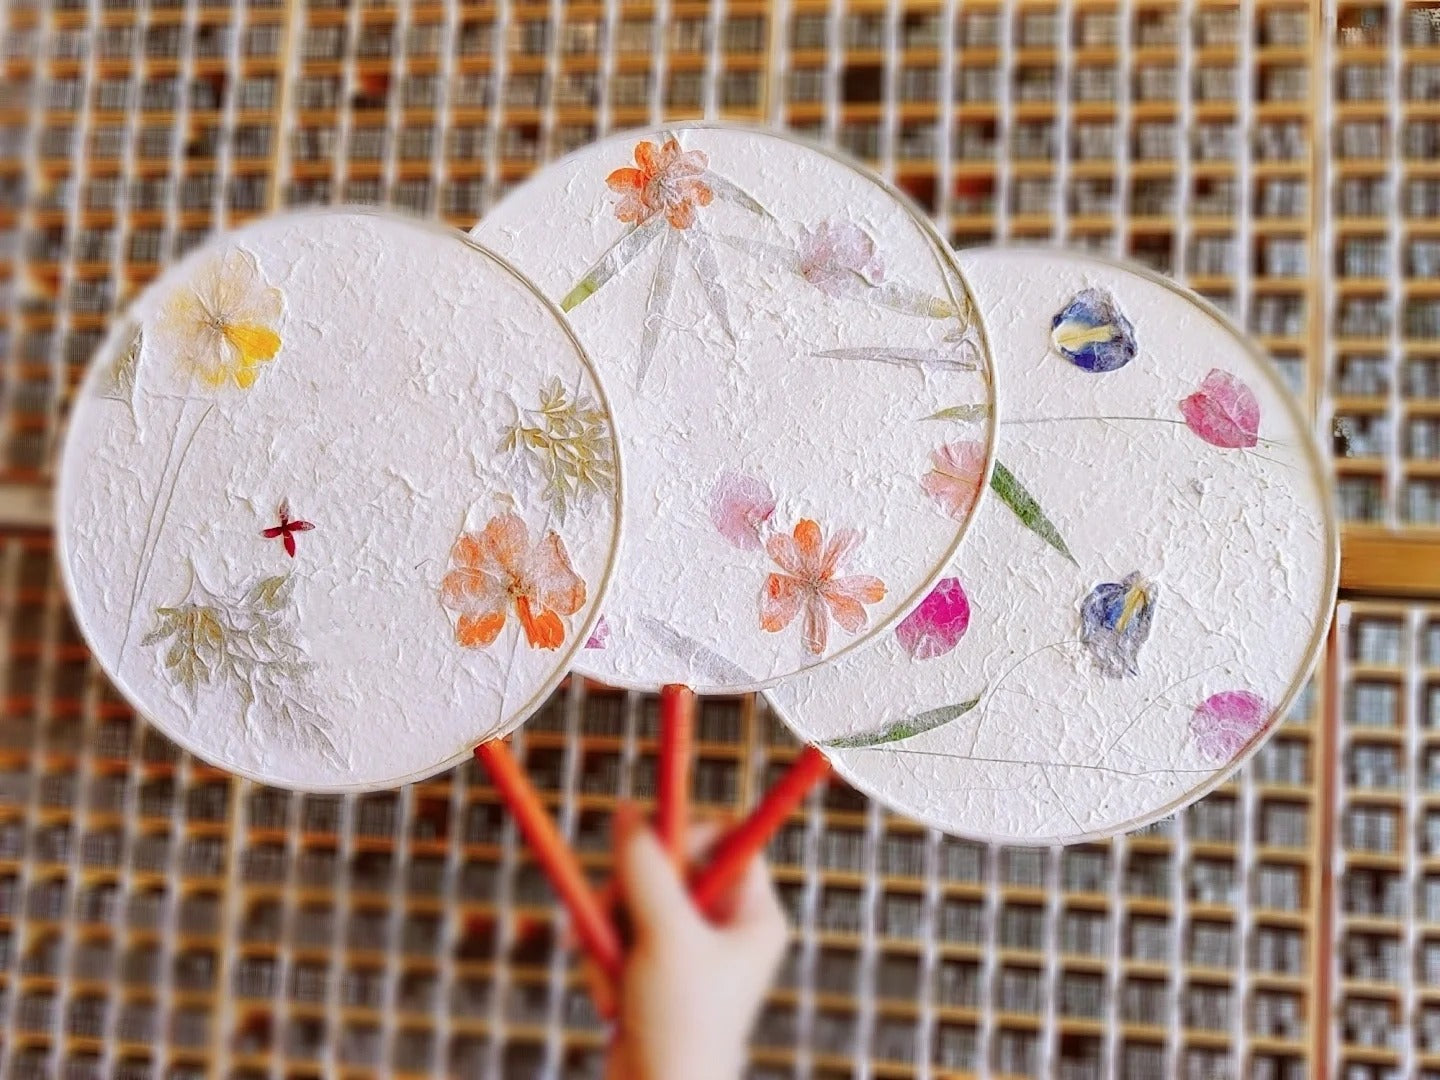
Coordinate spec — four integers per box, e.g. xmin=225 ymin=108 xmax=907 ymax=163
xmin=615 ymin=806 xmax=700 ymax=944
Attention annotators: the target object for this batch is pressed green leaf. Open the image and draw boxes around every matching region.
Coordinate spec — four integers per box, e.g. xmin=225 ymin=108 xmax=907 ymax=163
xmin=637 ymin=228 xmax=683 ymax=385
xmin=249 ymin=575 xmax=291 ymax=610
xmin=702 ymin=171 xmax=771 ymax=218
xmin=923 ymin=403 xmax=993 ymax=423
xmin=560 ymin=215 xmax=666 ymax=311
xmin=685 ymin=229 xmax=736 ymax=343
xmin=824 ymin=695 xmax=983 ymax=748
xmin=811 ymin=347 xmax=979 ymax=373
xmin=711 ymin=233 xmax=797 ymax=272
xmin=102 ymin=324 xmax=142 ymax=409
xmin=991 ymin=460 xmax=1078 ymax=565
xmin=560 ymin=279 xmax=597 ymax=311
xmin=141 ymin=610 xmax=177 ymax=647
xmin=870 ymin=281 xmax=958 ymax=319
xmin=502 ymin=381 xmax=617 ymax=516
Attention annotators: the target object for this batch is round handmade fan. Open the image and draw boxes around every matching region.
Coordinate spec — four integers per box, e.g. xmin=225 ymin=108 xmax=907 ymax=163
xmin=766 ymin=247 xmax=1337 ymax=843
xmin=473 ymin=123 xmax=997 ymax=693
xmin=58 ymin=210 xmax=622 ymax=791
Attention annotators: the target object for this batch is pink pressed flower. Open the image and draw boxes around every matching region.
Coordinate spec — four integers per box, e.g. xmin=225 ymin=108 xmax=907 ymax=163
xmin=921 ymin=440 xmax=987 ymax=521
xmin=1180 ymin=368 xmax=1261 ymax=449
xmin=895 ymin=577 xmax=970 ymax=660
xmin=1190 ymin=691 xmax=1270 ymax=762
xmin=584 ymin=615 xmax=610 ymax=650
xmin=796 ymin=220 xmax=886 ymax=297
xmin=709 ymin=472 xmax=777 ymax=550
xmin=760 ymin=519 xmax=887 ymax=655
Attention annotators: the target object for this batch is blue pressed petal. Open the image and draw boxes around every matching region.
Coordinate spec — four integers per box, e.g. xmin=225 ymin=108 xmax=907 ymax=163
xmin=1051 ymin=288 xmax=1137 ymax=373
xmin=1079 ymin=572 xmax=1156 ymax=678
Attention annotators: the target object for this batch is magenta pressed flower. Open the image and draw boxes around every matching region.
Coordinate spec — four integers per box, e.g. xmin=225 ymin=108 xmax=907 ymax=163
xmin=895 ymin=577 xmax=970 ymax=660
xmin=1190 ymin=691 xmax=1270 ymax=761
xmin=1180 ymin=368 xmax=1261 ymax=449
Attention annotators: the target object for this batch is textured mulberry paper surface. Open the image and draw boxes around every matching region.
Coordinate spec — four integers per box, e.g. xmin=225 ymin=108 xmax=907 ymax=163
xmin=473 ymin=124 xmax=996 ymax=691
xmin=767 ymin=248 xmax=1337 ymax=843
xmin=59 ymin=211 xmax=620 ymax=790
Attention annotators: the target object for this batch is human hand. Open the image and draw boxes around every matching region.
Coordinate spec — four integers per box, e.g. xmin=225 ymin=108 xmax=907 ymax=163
xmin=597 ymin=805 xmax=788 ymax=1080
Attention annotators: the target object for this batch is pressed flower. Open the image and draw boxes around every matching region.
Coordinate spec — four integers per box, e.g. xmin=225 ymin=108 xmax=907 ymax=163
xmin=500 ymin=378 xmax=616 ymax=520
xmin=760 ymin=520 xmax=886 ymax=655
xmin=606 ymin=138 xmax=714 ymax=230
xmin=1051 ymin=288 xmax=1137 ymax=373
xmin=144 ymin=573 xmax=311 ymax=700
xmin=1079 ymin=572 xmax=1157 ymax=678
xmin=796 ymin=219 xmax=886 ymax=297
xmin=709 ymin=472 xmax=776 ymax=550
xmin=584 ymin=615 xmax=610 ymax=650
xmin=439 ymin=513 xmax=586 ymax=651
xmin=921 ymin=440 xmax=987 ymax=521
xmin=1180 ymin=368 xmax=1261 ymax=449
xmin=261 ymin=499 xmax=315 ymax=559
xmin=102 ymin=323 xmax=142 ymax=407
xmin=895 ymin=577 xmax=970 ymax=660
xmin=157 ymin=247 xmax=283 ymax=390
xmin=1190 ymin=690 xmax=1270 ymax=761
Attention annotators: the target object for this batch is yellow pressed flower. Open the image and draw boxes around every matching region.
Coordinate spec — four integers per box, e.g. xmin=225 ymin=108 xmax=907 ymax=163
xmin=158 ymin=247 xmax=283 ymax=390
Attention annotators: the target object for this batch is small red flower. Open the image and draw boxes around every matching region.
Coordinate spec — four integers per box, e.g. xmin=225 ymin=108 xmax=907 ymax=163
xmin=262 ymin=499 xmax=315 ymax=558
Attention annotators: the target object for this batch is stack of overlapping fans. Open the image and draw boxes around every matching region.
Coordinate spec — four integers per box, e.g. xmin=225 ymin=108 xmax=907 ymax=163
xmin=58 ymin=124 xmax=1337 ymax=983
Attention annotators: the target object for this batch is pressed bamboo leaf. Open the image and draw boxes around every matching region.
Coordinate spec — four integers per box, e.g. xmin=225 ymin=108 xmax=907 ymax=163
xmin=923 ymin=404 xmax=993 ymax=423
xmin=560 ymin=215 xmax=666 ymax=311
xmin=701 ymin=171 xmax=771 ymax=218
xmin=637 ymin=616 xmax=757 ymax=687
xmin=870 ymin=281 xmax=958 ymax=319
xmin=102 ymin=324 xmax=142 ymax=411
xmin=991 ymin=460 xmax=1077 ymax=565
xmin=686 ymin=229 xmax=736 ymax=343
xmin=711 ymin=233 xmax=798 ymax=273
xmin=811 ymin=347 xmax=979 ymax=373
xmin=824 ymin=695 xmax=983 ymax=748
xmin=637 ymin=228 xmax=683 ymax=386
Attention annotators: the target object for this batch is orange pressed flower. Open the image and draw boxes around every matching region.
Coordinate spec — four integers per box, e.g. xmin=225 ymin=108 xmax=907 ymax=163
xmin=439 ymin=513 xmax=586 ymax=651
xmin=760 ymin=520 xmax=887 ymax=656
xmin=606 ymin=138 xmax=713 ymax=230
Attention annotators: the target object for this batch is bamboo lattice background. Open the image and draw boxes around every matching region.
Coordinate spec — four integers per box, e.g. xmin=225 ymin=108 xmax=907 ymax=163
xmin=0 ymin=1 xmax=1437 ymax=1078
